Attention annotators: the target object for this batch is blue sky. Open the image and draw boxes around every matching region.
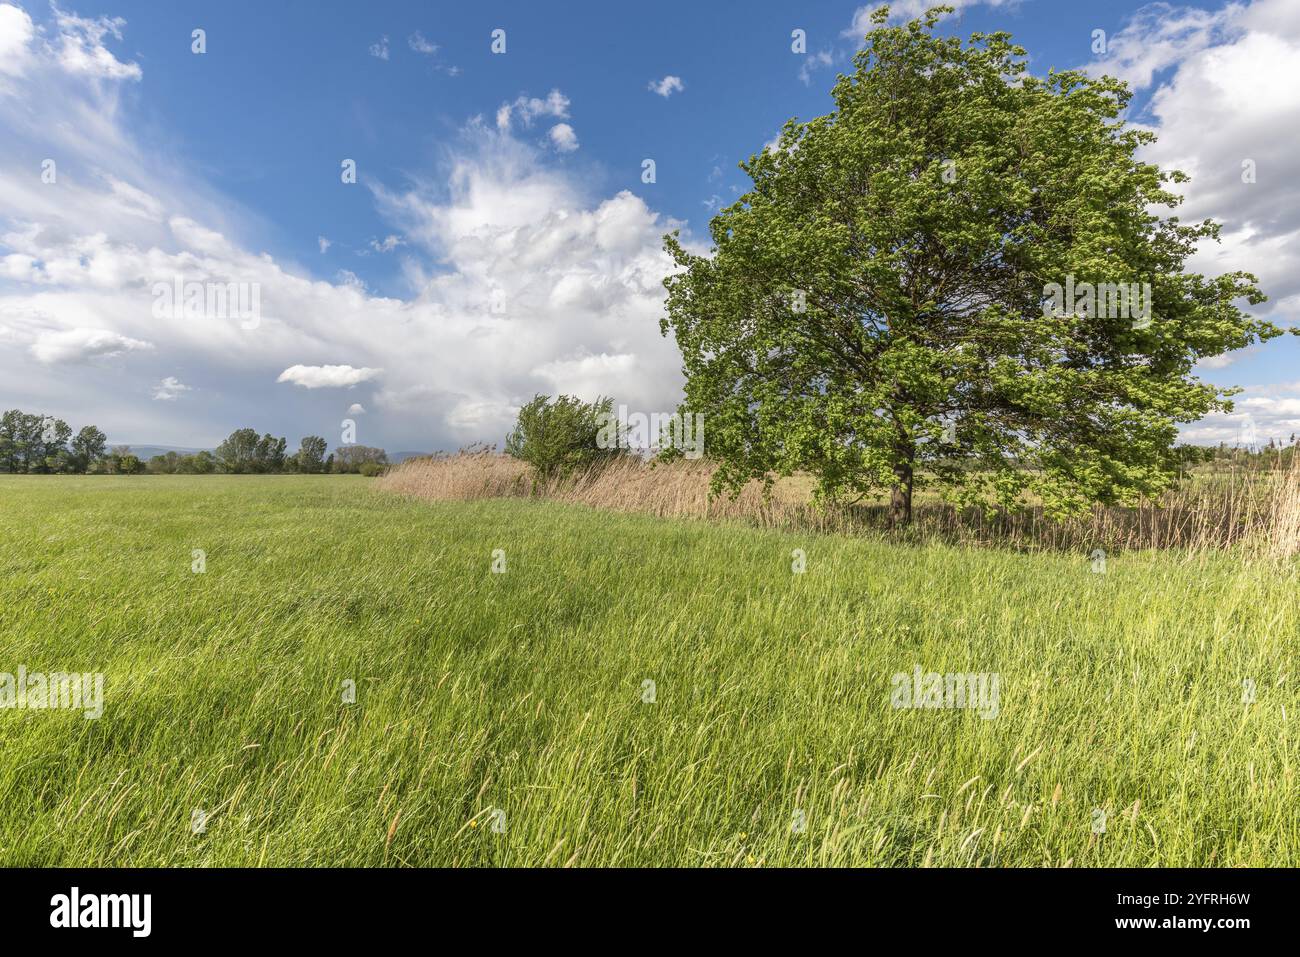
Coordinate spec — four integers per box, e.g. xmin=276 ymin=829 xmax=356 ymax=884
xmin=106 ymin=0 xmax=1167 ymax=295
xmin=1 ymin=0 xmax=1297 ymax=452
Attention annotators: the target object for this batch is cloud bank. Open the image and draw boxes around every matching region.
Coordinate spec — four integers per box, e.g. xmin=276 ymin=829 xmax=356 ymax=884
xmin=0 ymin=6 xmax=688 ymax=449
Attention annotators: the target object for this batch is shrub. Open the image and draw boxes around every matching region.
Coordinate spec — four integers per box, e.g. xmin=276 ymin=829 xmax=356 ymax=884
xmin=504 ymin=394 xmax=623 ymax=482
xmin=333 ymin=445 xmax=388 ymax=474
xmin=118 ymin=454 xmax=144 ymax=475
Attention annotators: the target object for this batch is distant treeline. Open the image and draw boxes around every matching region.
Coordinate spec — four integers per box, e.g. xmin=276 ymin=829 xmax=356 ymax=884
xmin=1185 ymin=438 xmax=1298 ymax=472
xmin=1 ymin=409 xmax=107 ymax=473
xmin=0 ymin=410 xmax=388 ymax=476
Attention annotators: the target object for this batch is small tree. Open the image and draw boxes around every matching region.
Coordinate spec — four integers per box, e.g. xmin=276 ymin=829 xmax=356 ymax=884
xmin=504 ymin=394 xmax=622 ymax=482
xmin=104 ymin=445 xmax=131 ymax=474
xmin=297 ymin=435 xmax=328 ymax=474
xmin=71 ymin=425 xmax=107 ymax=473
xmin=662 ymin=6 xmax=1289 ymax=524
xmin=148 ymin=452 xmax=182 ymax=474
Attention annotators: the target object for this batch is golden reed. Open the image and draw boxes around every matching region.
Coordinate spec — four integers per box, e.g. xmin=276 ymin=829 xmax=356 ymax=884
xmin=378 ymin=450 xmax=1300 ymax=556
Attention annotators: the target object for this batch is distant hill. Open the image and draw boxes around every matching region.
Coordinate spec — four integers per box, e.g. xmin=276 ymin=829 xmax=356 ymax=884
xmin=111 ymin=445 xmax=212 ymax=460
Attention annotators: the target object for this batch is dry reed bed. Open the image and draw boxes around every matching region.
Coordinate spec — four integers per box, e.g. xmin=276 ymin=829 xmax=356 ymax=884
xmin=378 ymin=452 xmax=1300 ymax=556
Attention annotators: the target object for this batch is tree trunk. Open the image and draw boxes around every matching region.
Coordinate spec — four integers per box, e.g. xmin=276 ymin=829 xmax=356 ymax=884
xmin=889 ymin=454 xmax=915 ymax=527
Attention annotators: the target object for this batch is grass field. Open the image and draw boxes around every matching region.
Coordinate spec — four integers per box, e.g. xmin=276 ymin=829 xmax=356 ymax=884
xmin=1 ymin=475 xmax=1296 ymax=866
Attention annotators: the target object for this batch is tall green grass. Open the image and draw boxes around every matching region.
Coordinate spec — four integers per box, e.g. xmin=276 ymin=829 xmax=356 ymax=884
xmin=0 ymin=475 xmax=1295 ymax=865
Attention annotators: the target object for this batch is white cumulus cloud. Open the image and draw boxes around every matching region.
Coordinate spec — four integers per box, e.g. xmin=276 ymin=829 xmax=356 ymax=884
xmin=0 ymin=2 xmax=36 ymax=77
xmin=648 ymin=75 xmax=684 ymax=97
xmin=549 ymin=123 xmax=579 ymax=152
xmin=50 ymin=4 xmax=141 ymax=81
xmin=31 ymin=327 xmax=153 ymax=364
xmin=277 ymin=365 xmax=384 ymax=389
xmin=495 ymin=89 xmax=570 ymax=131
xmin=408 ymin=31 xmax=437 ymax=55
xmin=152 ymin=375 xmax=190 ymax=401
xmin=843 ymin=0 xmax=1015 ymax=36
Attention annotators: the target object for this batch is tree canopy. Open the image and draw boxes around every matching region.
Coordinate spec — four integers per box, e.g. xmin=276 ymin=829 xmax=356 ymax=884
xmin=1 ymin=409 xmax=93 ymax=474
xmin=662 ymin=5 xmax=1287 ymax=523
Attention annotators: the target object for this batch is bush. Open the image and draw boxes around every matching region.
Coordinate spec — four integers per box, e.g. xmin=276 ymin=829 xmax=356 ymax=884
xmin=358 ymin=462 xmax=385 ymax=478
xmin=333 ymin=445 xmax=388 ymax=474
xmin=504 ymin=394 xmax=623 ymax=482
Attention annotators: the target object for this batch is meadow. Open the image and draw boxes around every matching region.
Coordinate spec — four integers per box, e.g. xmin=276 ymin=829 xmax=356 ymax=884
xmin=0 ymin=474 xmax=1296 ymax=866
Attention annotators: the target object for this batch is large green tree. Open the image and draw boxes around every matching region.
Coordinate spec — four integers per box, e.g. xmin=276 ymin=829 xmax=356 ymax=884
xmin=254 ymin=433 xmax=287 ymax=473
xmin=0 ymin=410 xmax=77 ymax=473
xmin=216 ymin=428 xmax=290 ymax=473
xmin=662 ymin=6 xmax=1287 ymax=524
xmin=215 ymin=428 xmax=259 ymax=474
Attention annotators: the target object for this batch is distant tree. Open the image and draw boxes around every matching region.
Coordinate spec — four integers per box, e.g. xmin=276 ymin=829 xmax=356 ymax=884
xmin=1173 ymin=444 xmax=1213 ymax=479
xmin=254 ymin=433 xmax=287 ymax=473
xmin=15 ymin=412 xmax=43 ymax=473
xmin=104 ymin=445 xmax=133 ymax=475
xmin=148 ymin=451 xmax=184 ymax=474
xmin=216 ymin=428 xmax=290 ymax=473
xmin=215 ymin=428 xmax=259 ymax=474
xmin=71 ymin=425 xmax=107 ymax=473
xmin=0 ymin=410 xmax=17 ymax=473
xmin=505 ymin=394 xmax=621 ymax=482
xmin=661 ymin=6 xmax=1289 ymax=523
xmin=31 ymin=417 xmax=71 ymax=473
xmin=118 ymin=454 xmax=144 ymax=475
xmin=297 ymin=435 xmax=328 ymax=474
xmin=332 ymin=445 xmax=388 ymax=474
xmin=174 ymin=450 xmax=217 ymax=474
